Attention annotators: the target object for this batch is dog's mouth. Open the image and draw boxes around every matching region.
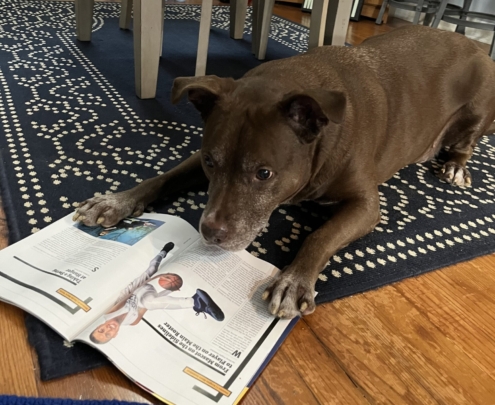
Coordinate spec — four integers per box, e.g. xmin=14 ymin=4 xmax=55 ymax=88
xmin=200 ymin=235 xmax=252 ymax=252
xmin=199 ymin=225 xmax=266 ymax=252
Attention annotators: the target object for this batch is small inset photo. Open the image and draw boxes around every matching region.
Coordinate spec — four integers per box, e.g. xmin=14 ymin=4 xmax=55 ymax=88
xmin=74 ymin=218 xmax=165 ymax=246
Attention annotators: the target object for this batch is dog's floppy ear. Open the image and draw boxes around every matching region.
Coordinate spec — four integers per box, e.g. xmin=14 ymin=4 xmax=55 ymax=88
xmin=279 ymin=89 xmax=346 ymax=144
xmin=171 ymin=75 xmax=235 ymax=120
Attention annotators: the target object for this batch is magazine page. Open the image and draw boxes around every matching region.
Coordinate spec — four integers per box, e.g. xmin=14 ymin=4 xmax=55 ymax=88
xmin=0 ymin=212 xmax=199 ymax=340
xmin=78 ymin=240 xmax=295 ymax=405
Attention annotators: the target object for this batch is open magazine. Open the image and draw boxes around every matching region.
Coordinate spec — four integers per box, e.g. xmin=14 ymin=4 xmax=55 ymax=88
xmin=0 ymin=213 xmax=299 ymax=405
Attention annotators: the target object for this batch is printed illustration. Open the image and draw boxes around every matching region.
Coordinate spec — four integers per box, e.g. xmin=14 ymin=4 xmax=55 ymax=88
xmin=74 ymin=218 xmax=164 ymax=246
xmin=90 ymin=243 xmax=225 ymax=344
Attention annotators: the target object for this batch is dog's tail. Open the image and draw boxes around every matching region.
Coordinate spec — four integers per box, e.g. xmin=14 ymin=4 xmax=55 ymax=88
xmin=484 ymin=121 xmax=495 ymax=136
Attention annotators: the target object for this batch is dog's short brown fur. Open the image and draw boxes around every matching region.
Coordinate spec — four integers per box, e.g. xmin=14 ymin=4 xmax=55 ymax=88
xmin=74 ymin=26 xmax=495 ymax=319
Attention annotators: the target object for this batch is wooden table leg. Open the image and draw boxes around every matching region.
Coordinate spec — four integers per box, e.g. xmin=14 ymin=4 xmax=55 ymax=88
xmin=134 ymin=0 xmax=162 ymax=99
xmin=251 ymin=0 xmax=261 ymax=55
xmin=255 ymin=0 xmax=276 ymax=60
xmin=308 ymin=0 xmax=330 ymax=49
xmin=195 ymin=0 xmax=213 ymax=76
xmin=75 ymin=0 xmax=95 ymax=42
xmin=323 ymin=0 xmax=353 ymax=46
xmin=119 ymin=0 xmax=133 ymax=29
xmin=160 ymin=0 xmax=165 ymax=57
xmin=230 ymin=0 xmax=249 ymax=39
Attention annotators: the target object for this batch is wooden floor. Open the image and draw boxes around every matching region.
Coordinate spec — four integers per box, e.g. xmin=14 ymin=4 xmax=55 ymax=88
xmin=1 ymin=2 xmax=495 ymax=404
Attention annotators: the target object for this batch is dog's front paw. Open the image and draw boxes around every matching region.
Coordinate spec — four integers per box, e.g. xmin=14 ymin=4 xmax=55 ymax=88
xmin=73 ymin=193 xmax=144 ymax=227
xmin=262 ymin=269 xmax=316 ymax=319
xmin=438 ymin=162 xmax=472 ymax=187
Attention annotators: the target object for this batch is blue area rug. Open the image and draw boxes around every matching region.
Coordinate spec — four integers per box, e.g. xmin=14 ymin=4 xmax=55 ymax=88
xmin=1 ymin=0 xmax=495 ymax=382
xmin=0 ymin=396 xmax=143 ymax=405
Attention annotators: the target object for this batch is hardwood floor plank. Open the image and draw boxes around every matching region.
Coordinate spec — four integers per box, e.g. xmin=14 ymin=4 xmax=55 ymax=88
xmin=242 ymin=348 xmax=322 ymax=405
xmin=0 ymin=198 xmax=9 ymax=250
xmin=305 ymin=298 xmax=441 ymax=405
xmin=305 ymin=263 xmax=495 ymax=405
xmin=395 ymin=259 xmax=495 ymax=380
xmin=36 ymin=364 xmax=157 ymax=403
xmin=345 ymin=17 xmax=409 ymax=45
xmin=0 ymin=303 xmax=39 ymax=396
xmin=281 ymin=320 xmax=370 ymax=405
xmin=363 ymin=283 xmax=495 ymax=404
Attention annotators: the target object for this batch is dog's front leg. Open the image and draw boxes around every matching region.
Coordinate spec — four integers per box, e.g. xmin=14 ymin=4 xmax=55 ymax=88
xmin=262 ymin=191 xmax=380 ymax=319
xmin=74 ymin=151 xmax=207 ymax=227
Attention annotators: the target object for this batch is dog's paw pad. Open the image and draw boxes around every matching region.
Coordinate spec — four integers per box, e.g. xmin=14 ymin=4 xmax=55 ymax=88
xmin=438 ymin=162 xmax=471 ymax=187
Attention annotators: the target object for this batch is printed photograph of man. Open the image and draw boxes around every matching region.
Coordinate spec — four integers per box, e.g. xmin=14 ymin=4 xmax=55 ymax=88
xmin=89 ymin=243 xmax=224 ymax=344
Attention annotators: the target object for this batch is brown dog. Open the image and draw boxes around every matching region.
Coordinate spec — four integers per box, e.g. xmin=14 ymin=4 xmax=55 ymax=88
xmin=73 ymin=26 xmax=495 ymax=319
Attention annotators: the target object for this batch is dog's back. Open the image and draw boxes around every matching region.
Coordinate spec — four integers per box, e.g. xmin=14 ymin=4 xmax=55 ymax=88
xmin=246 ymin=26 xmax=495 ymax=182
xmin=355 ymin=26 xmax=495 ymax=178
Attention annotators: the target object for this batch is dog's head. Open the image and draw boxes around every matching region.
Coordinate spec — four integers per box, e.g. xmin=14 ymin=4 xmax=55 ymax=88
xmin=172 ymin=75 xmax=346 ymax=251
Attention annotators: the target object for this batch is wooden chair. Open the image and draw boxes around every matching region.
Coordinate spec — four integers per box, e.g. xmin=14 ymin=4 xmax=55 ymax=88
xmin=252 ymin=0 xmax=355 ymax=58
xmin=376 ymin=0 xmax=440 ymax=25
xmin=431 ymin=0 xmax=495 ymax=60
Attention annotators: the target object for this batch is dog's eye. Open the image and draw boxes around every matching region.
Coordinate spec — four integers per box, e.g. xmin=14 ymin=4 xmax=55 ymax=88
xmin=204 ymin=155 xmax=214 ymax=168
xmin=256 ymin=169 xmax=272 ymax=181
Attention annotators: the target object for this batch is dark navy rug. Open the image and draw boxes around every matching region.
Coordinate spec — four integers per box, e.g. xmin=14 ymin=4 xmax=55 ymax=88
xmin=1 ymin=0 xmax=495 ymax=381
xmin=0 ymin=396 xmax=143 ymax=405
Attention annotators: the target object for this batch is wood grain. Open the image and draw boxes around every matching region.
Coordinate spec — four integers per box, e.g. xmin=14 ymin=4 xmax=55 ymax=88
xmin=36 ymin=364 xmax=158 ymax=403
xmin=0 ymin=198 xmax=8 ymax=250
xmin=243 ymin=348 xmax=323 ymax=405
xmin=281 ymin=321 xmax=370 ymax=405
xmin=1 ymin=2 xmax=495 ymax=405
xmin=0 ymin=303 xmax=38 ymax=396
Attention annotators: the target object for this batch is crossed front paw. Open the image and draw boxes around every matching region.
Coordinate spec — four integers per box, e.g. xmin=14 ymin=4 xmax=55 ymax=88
xmin=72 ymin=193 xmax=144 ymax=227
xmin=262 ymin=269 xmax=316 ymax=319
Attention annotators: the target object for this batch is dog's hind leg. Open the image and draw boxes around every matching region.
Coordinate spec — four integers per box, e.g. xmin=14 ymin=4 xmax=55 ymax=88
xmin=438 ymin=108 xmax=494 ymax=187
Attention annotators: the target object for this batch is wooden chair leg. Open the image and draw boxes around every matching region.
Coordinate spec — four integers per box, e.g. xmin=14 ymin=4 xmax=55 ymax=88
xmin=195 ymin=0 xmax=213 ymax=76
xmin=75 ymin=0 xmax=95 ymax=42
xmin=490 ymin=34 xmax=495 ymax=61
xmin=255 ymin=0 xmax=276 ymax=60
xmin=455 ymin=0 xmax=471 ymax=34
xmin=431 ymin=0 xmax=449 ymax=28
xmin=230 ymin=0 xmax=248 ymax=39
xmin=160 ymin=0 xmax=165 ymax=57
xmin=376 ymin=0 xmax=388 ymax=24
xmin=251 ymin=0 xmax=261 ymax=55
xmin=423 ymin=12 xmax=434 ymax=26
xmin=412 ymin=0 xmax=424 ymax=24
xmin=323 ymin=0 xmax=352 ymax=46
xmin=119 ymin=0 xmax=132 ymax=29
xmin=308 ymin=0 xmax=329 ymax=49
xmin=134 ymin=0 xmax=162 ymax=99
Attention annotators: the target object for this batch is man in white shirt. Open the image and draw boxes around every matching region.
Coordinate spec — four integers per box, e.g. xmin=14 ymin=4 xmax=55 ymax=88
xmin=89 ymin=243 xmax=224 ymax=344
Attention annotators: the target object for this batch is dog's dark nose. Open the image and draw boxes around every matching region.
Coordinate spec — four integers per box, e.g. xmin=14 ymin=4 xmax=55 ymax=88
xmin=201 ymin=220 xmax=228 ymax=245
